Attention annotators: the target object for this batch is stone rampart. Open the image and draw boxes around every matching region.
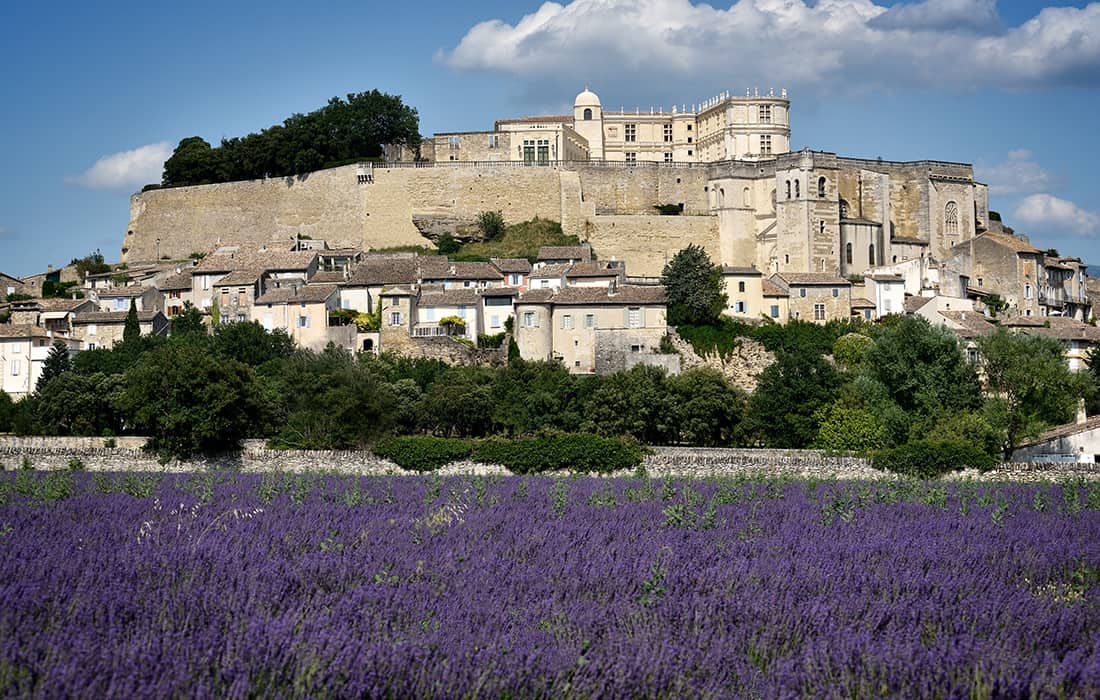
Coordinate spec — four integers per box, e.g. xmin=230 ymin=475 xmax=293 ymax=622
xmin=583 ymin=215 xmax=720 ymax=277
xmin=2 ymin=438 xmax=1097 ymax=481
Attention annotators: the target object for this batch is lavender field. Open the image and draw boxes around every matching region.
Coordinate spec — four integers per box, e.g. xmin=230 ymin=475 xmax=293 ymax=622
xmin=2 ymin=471 xmax=1100 ymax=698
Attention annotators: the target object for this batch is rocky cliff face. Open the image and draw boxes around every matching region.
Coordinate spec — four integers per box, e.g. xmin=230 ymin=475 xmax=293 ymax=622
xmin=667 ymin=329 xmax=774 ymax=393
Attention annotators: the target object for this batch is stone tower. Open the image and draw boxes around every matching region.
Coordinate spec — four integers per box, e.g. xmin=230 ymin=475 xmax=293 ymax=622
xmin=572 ymin=87 xmax=604 ymax=160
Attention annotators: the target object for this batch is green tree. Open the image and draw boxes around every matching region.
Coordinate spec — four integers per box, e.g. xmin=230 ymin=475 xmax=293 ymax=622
xmin=1085 ymin=346 xmax=1100 ymax=416
xmin=832 ymin=332 xmax=875 ymax=370
xmin=36 ymin=372 xmax=125 ymax=436
xmin=117 ymin=342 xmax=271 ymax=459
xmin=978 ymin=329 xmax=1088 ymax=456
xmin=417 ymin=367 xmax=494 ymax=437
xmin=668 ymin=367 xmax=745 ymax=446
xmin=744 ymin=350 xmax=842 ymax=448
xmin=583 ymin=365 xmax=675 ymax=444
xmin=491 ymin=360 xmax=588 ymax=435
xmin=35 ymin=341 xmax=72 ymax=393
xmin=661 ymin=244 xmax=727 ymax=327
xmin=813 ymin=402 xmax=888 ymax=452
xmin=477 ymin=210 xmax=505 ymax=241
xmin=0 ymin=391 xmax=14 ymax=433
xmin=213 ymin=321 xmax=294 ymax=367
xmin=170 ymin=302 xmax=206 ymax=337
xmin=123 ymin=299 xmax=141 ymax=343
xmin=436 ymin=233 xmax=462 ymax=255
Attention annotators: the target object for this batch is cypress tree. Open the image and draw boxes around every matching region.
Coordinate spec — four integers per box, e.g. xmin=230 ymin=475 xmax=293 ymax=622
xmin=36 ymin=341 xmax=72 ymax=393
xmin=123 ymin=299 xmax=141 ymax=343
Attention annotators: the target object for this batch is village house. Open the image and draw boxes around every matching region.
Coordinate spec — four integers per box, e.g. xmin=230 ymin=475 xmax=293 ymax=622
xmin=529 ymin=264 xmax=571 ymax=290
xmin=250 ymin=283 xmax=353 ymax=351
xmin=490 ymin=258 xmax=532 ymax=290
xmin=1013 ymin=403 xmax=1100 ymax=464
xmin=1 ymin=272 xmax=26 ymax=300
xmin=536 ymin=245 xmax=593 ymax=267
xmin=481 ymin=288 xmax=518 ymax=336
xmin=414 ymin=287 xmax=482 ymax=341
xmin=340 ymin=255 xmax=423 ymax=315
xmin=92 ymin=285 xmax=161 ymax=314
xmin=565 ymin=260 xmax=625 ymax=288
xmin=943 ymin=231 xmax=1045 ymax=318
xmin=70 ymin=310 xmax=170 ymax=350
xmin=514 ymin=284 xmax=672 ymax=374
xmin=160 ymin=271 xmax=194 ymax=318
xmin=0 ymin=325 xmax=81 ymax=399
xmin=418 ymin=260 xmax=503 ymax=289
xmin=7 ymin=297 xmax=98 ymax=337
xmin=762 ymin=277 xmax=790 ymax=322
xmin=770 ymin=273 xmax=852 ymax=323
xmin=722 ymin=266 xmax=765 ymax=320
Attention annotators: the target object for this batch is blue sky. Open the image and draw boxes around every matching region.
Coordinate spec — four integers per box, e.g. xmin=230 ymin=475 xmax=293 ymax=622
xmin=1 ymin=0 xmax=1099 ymax=277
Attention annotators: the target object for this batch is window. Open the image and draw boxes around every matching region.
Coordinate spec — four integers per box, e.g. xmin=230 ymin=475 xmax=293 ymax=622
xmin=868 ymin=244 xmax=876 ymax=266
xmin=785 ymin=180 xmax=791 ymax=199
xmin=628 ymin=307 xmax=642 ymax=328
xmin=945 ymin=201 xmax=959 ymax=235
xmin=759 ymin=134 xmax=772 ymax=155
xmin=488 ymin=134 xmax=499 ymax=149
xmin=819 ymin=221 xmax=825 ymax=237
xmin=830 ymin=288 xmax=838 ymax=298
xmin=426 ymin=308 xmax=436 ymax=322
xmin=784 ymin=254 xmax=789 ymax=265
xmin=794 ymin=180 xmax=800 ymax=198
xmin=663 ymin=124 xmax=672 ymax=142
xmin=11 ymin=359 xmax=21 ymax=376
xmin=686 ymin=124 xmax=692 ymax=131
xmin=814 ymin=303 xmax=826 ymax=321
xmin=508 ymin=273 xmax=522 ymax=286
xmin=625 ymin=152 xmax=636 ymax=163
xmin=687 ymin=137 xmax=693 ymax=144
xmin=585 ymin=313 xmax=595 ymax=328
xmin=977 ymin=277 xmax=983 ymax=288
xmin=743 ymin=187 xmax=751 ymax=206
xmin=449 ymin=136 xmax=460 ymax=149
xmin=845 ymin=243 xmax=853 ymax=264
xmin=770 ymin=305 xmax=780 ymax=319
xmin=490 ymin=315 xmax=500 ymax=328
xmin=630 ymin=345 xmax=641 ymax=353
xmin=663 ymin=152 xmax=672 ymax=163
xmin=759 ymin=104 xmax=772 ymax=123
xmin=738 ymin=281 xmax=746 ymax=293
xmin=818 ymin=177 xmax=826 ymax=197
xmin=113 ymin=298 xmax=127 ymax=311
xmin=88 ymin=342 xmax=97 ymax=350
xmin=624 ymin=124 xmax=636 ymax=142
xmin=735 ymin=301 xmax=745 ymax=313
xmin=864 ymin=309 xmax=872 ymax=320
xmin=562 ymin=314 xmax=574 ymax=329
xmin=583 ymin=108 xmax=593 ymax=120
xmin=523 ymin=311 xmax=537 ymax=328
xmin=539 ymin=279 xmax=550 ymax=289
xmin=687 ymin=150 xmax=693 ymax=156
xmin=1025 ymin=284 xmax=1032 ymax=299
xmin=799 ymin=288 xmax=807 ymax=298
xmin=202 ymin=276 xmax=210 ymax=291
xmin=390 ymin=312 xmax=401 ymax=326
xmin=297 ymin=315 xmax=309 ymax=328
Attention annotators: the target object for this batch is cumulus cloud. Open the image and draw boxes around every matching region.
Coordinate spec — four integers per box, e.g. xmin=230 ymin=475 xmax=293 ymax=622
xmin=976 ymin=149 xmax=1061 ymax=196
xmin=65 ymin=142 xmax=172 ymax=190
xmin=441 ymin=0 xmax=1100 ymax=95
xmin=1014 ymin=194 xmax=1100 ymax=236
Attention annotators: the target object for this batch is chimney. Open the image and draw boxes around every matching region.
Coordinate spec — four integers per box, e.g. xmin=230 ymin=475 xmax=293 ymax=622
xmin=1078 ymin=398 xmax=1088 ymax=425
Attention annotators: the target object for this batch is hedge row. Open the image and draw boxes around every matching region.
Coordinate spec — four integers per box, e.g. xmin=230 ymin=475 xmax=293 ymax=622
xmin=872 ymin=440 xmax=995 ymax=479
xmin=373 ymin=433 xmax=645 ymax=473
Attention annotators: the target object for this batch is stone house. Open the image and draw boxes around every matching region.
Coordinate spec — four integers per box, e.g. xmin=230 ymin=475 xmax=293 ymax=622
xmin=212 ymin=271 xmax=264 ymax=324
xmin=491 ymin=258 xmax=532 ymax=290
xmin=414 ymin=287 xmax=482 ymax=342
xmin=862 ymin=273 xmax=906 ymax=318
xmin=418 ymin=261 xmax=502 ymax=290
xmin=770 ymin=273 xmax=851 ymax=323
xmin=189 ymin=248 xmax=319 ymax=314
xmin=160 ymin=271 xmax=194 ymax=318
xmin=341 ymin=256 xmax=423 ymax=315
xmin=943 ymin=231 xmax=1044 ymax=318
xmin=565 ymin=260 xmax=625 ymax=288
xmin=529 ymin=264 xmax=571 ymax=291
xmin=1 ymin=272 xmax=26 ymax=300
xmin=762 ymin=278 xmax=790 ymax=321
xmin=0 ymin=324 xmax=81 ymax=399
xmin=536 ymin=245 xmax=593 ymax=267
xmin=722 ymin=266 xmax=764 ymax=320
xmin=998 ymin=317 xmax=1100 ymax=372
xmin=250 ymin=284 xmax=353 ymax=351
xmin=850 ymin=297 xmax=876 ymax=320
xmin=481 ymin=288 xmax=517 ymax=337
xmin=93 ymin=285 xmax=161 ymax=314
xmin=1041 ymin=256 xmax=1091 ymax=321
xmin=1012 ymin=405 xmax=1100 ymax=464
xmin=70 ymin=310 xmax=170 ymax=350
xmin=514 ymin=285 xmax=670 ymax=374
xmin=8 ymin=297 xmax=98 ymax=337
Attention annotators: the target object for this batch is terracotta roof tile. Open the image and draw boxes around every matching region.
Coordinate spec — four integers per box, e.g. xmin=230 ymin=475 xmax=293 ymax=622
xmin=981 ymin=232 xmax=1043 ymax=255
xmin=775 ymin=273 xmax=851 ymax=286
xmin=537 ymin=245 xmax=593 ymax=262
xmin=1017 ymin=415 xmax=1100 ymax=448
xmin=254 ymin=284 xmax=338 ymax=305
xmin=491 ymin=258 xmax=533 ymax=274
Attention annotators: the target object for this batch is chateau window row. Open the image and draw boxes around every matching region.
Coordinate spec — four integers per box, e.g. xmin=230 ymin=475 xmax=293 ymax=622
xmin=845 ymin=243 xmax=878 ymax=266
xmin=784 ymin=177 xmax=829 ymax=200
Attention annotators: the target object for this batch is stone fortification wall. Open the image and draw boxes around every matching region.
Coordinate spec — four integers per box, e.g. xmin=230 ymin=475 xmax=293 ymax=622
xmin=583 ymin=215 xmax=720 ymax=277
xmin=574 ymin=165 xmax=709 ymax=215
xmin=3 ymin=438 xmax=1095 ymax=481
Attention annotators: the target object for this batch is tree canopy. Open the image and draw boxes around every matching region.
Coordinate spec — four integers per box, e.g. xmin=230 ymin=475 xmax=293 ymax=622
xmin=661 ymin=244 xmax=727 ymax=326
xmin=159 ymin=91 xmax=421 ymax=188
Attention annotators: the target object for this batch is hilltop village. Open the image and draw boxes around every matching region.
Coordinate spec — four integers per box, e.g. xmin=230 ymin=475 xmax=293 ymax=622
xmin=1 ymin=87 xmax=1099 ymax=461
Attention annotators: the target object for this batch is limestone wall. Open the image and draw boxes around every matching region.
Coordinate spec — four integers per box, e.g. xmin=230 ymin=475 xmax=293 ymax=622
xmin=582 ymin=215 xmax=720 ymax=277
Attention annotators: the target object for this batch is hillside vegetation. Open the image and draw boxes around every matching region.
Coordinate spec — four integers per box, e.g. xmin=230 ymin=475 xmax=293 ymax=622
xmin=451 ymin=218 xmax=584 ymax=262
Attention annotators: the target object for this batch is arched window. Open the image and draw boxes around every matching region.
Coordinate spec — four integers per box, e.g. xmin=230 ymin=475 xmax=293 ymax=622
xmin=819 ymin=221 xmax=825 ymax=236
xmin=818 ymin=177 xmax=826 ymax=197
xmin=743 ymin=187 xmax=751 ymax=207
xmin=785 ymin=181 xmax=791 ymax=199
xmin=945 ymin=201 xmax=959 ymax=235
xmin=718 ymin=188 xmax=725 ymax=207
xmin=794 ymin=180 xmax=800 ymax=198
xmin=839 ymin=199 xmax=849 ymax=219
xmin=868 ymin=244 xmax=876 ymax=266
xmin=845 ymin=243 xmax=853 ymax=265
xmin=583 ymin=108 xmax=593 ymax=120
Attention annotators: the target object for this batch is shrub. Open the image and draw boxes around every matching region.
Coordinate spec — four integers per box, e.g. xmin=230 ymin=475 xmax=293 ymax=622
xmin=436 ymin=233 xmax=461 ymax=255
xmin=67 ymin=458 xmax=86 ymax=472
xmin=478 ymin=333 xmax=505 ymax=349
xmin=477 ymin=210 xmax=506 ymax=241
xmin=653 ymin=203 xmax=683 ymax=215
xmin=373 ymin=436 xmax=473 ymax=472
xmin=472 ymin=433 xmax=644 ymax=474
xmin=872 ymin=440 xmax=996 ymax=479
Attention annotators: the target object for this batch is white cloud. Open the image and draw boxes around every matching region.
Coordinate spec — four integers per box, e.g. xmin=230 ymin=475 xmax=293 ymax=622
xmin=1014 ymin=194 xmax=1100 ymax=236
xmin=976 ymin=149 xmax=1061 ymax=196
xmin=65 ymin=142 xmax=173 ymax=190
xmin=441 ymin=0 xmax=1100 ymax=95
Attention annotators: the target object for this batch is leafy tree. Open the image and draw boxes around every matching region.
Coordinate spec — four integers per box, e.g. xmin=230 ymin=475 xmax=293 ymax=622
xmin=123 ymin=299 xmax=141 ymax=343
xmin=984 ymin=293 xmax=1008 ymax=318
xmin=832 ymin=332 xmax=875 ymax=370
xmin=978 ymin=329 xmax=1088 ymax=456
xmin=667 ymin=368 xmax=745 ymax=446
xmin=491 ymin=360 xmax=588 ymax=435
xmin=212 ymin=321 xmax=294 ymax=367
xmin=661 ymin=244 xmax=727 ymax=326
xmin=744 ymin=350 xmax=842 ymax=448
xmin=35 ymin=341 xmax=71 ymax=393
xmin=70 ymin=250 xmax=111 ymax=280
xmin=117 ymin=342 xmax=271 ymax=459
xmin=436 ymin=233 xmax=461 ymax=255
xmin=417 ymin=367 xmax=495 ymax=437
xmin=583 ymin=365 xmax=675 ymax=444
xmin=477 ymin=211 xmax=505 ymax=241
xmin=36 ymin=372 xmax=125 ymax=436
xmin=170 ymin=302 xmax=206 ymax=337
xmin=0 ymin=391 xmax=14 ymax=433
xmin=813 ymin=403 xmax=888 ymax=452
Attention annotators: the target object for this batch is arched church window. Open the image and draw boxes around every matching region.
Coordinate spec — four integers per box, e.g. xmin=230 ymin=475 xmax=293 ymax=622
xmin=794 ymin=180 xmax=800 ymax=198
xmin=785 ymin=181 xmax=791 ymax=199
xmin=846 ymin=243 xmax=853 ymax=265
xmin=719 ymin=188 xmax=725 ymax=207
xmin=839 ymin=199 xmax=849 ymax=219
xmin=869 ymin=244 xmax=876 ymax=266
xmin=583 ymin=108 xmax=593 ymax=121
xmin=945 ymin=201 xmax=959 ymax=235
xmin=743 ymin=187 xmax=751 ymax=207
xmin=818 ymin=177 xmax=826 ymax=197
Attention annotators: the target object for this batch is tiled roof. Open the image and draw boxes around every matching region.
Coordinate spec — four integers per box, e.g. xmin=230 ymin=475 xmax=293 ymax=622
xmin=981 ymin=232 xmax=1042 ymax=255
xmin=12 ymin=298 xmax=94 ymax=312
xmin=722 ymin=266 xmax=762 ymax=275
xmin=481 ymin=287 xmax=518 ymax=297
xmin=1016 ymin=415 xmax=1100 ymax=448
xmin=870 ymin=273 xmax=904 ymax=282
xmin=904 ymin=295 xmax=934 ymax=312
xmin=159 ymin=272 xmax=193 ymax=291
xmin=762 ymin=279 xmax=788 ymax=297
xmin=98 ymin=286 xmax=155 ymax=298
xmin=213 ymin=271 xmax=261 ymax=286
xmin=537 ymin=245 xmax=593 ymax=262
xmin=72 ymin=310 xmax=164 ymax=324
xmin=419 ymin=261 xmax=503 ymax=281
xmin=495 ymin=115 xmax=572 ymax=125
xmin=549 ymin=285 xmax=666 ymax=306
xmin=1004 ymin=316 xmax=1100 ymax=341
xmin=938 ymin=310 xmax=996 ymax=338
xmin=417 ymin=288 xmax=481 ymax=307
xmin=892 ymin=236 xmax=928 ymax=245
xmin=775 ymin=273 xmax=851 ymax=287
xmin=254 ymin=284 xmax=338 ymax=305
xmin=516 ymin=289 xmax=557 ymax=304
xmin=0 ymin=324 xmax=50 ymax=339
xmin=193 ymin=249 xmax=318 ymax=274
xmin=491 ymin=258 xmax=532 ymax=274
xmin=380 ymin=286 xmax=415 ymax=297
xmin=850 ymin=297 xmax=876 ymax=309
xmin=567 ymin=261 xmax=624 ymax=278
xmin=347 ymin=257 xmax=423 ymax=286
xmin=530 ymin=263 xmax=572 ymax=279
xmin=309 ymin=271 xmax=349 ymax=284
